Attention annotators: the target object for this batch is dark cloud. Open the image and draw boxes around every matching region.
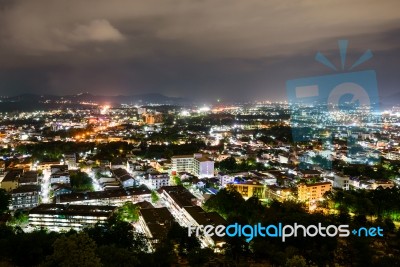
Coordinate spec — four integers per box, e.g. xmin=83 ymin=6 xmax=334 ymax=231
xmin=0 ymin=0 xmax=399 ymax=101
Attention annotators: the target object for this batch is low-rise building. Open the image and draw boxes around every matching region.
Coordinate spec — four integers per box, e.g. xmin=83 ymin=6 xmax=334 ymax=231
xmin=138 ymin=207 xmax=174 ymax=250
xmin=1 ymin=169 xmax=23 ymax=192
xmin=159 ymin=185 xmax=198 ymax=224
xmin=19 ymin=171 xmax=39 ymax=185
xmin=228 ymin=180 xmax=266 ymax=199
xmin=297 ymin=182 xmax=332 ymax=202
xmin=146 ymin=173 xmax=170 ymax=190
xmin=0 ymin=161 xmax=5 ymax=178
xmin=50 ymin=171 xmax=70 ymax=185
xmin=29 ymin=204 xmax=117 ymax=230
xmin=325 ymin=174 xmax=349 ymax=190
xmin=64 ymin=154 xmax=78 ymax=169
xmin=218 ymin=173 xmax=234 ymax=187
xmin=10 ymin=185 xmax=41 ymax=210
xmin=56 ymin=186 xmax=151 ymax=205
xmin=373 ymin=180 xmax=395 ymax=189
xmin=182 ymin=206 xmax=226 ymax=248
xmin=113 ymin=168 xmax=137 ymax=188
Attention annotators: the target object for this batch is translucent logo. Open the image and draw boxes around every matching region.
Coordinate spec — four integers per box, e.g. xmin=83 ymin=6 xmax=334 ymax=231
xmin=286 ymin=40 xmax=381 ymax=169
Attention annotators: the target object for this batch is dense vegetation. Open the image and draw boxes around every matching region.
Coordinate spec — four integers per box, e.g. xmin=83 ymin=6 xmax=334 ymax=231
xmin=204 ymin=188 xmax=400 ymax=266
xmin=1 ymin=187 xmax=400 ymax=266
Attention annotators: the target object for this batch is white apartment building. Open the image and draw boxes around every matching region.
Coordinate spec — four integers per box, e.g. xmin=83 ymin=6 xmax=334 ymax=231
xmin=171 ymin=153 xmax=214 ymax=178
xmin=146 ymin=173 xmax=170 ymax=189
xmin=50 ymin=172 xmax=70 ymax=185
xmin=325 ymin=174 xmax=350 ymax=190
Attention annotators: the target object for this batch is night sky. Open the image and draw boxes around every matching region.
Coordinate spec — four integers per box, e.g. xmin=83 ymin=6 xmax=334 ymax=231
xmin=0 ymin=0 xmax=399 ymax=102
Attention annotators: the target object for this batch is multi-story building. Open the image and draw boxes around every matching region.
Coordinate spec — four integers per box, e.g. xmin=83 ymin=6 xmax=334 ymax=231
xmin=218 ymin=173 xmax=234 ymax=187
xmin=50 ymin=171 xmax=70 ymax=185
xmin=171 ymin=154 xmax=214 ymax=178
xmin=10 ymin=185 xmax=41 ymax=210
xmin=182 ymin=206 xmax=226 ymax=248
xmin=138 ymin=207 xmax=174 ymax=250
xmin=50 ymin=165 xmax=68 ymax=174
xmin=297 ymin=182 xmax=332 ymax=202
xmin=228 ymin=180 xmax=266 ymax=199
xmin=146 ymin=173 xmax=170 ymax=190
xmin=158 ymin=185 xmax=198 ymax=225
xmin=325 ymin=174 xmax=349 ymax=190
xmin=113 ymin=168 xmax=137 ymax=188
xmin=143 ymin=113 xmax=163 ymax=125
xmin=37 ymin=161 xmax=62 ymax=171
xmin=19 ymin=171 xmax=39 ymax=185
xmin=0 ymin=161 xmax=5 ymax=178
xmin=64 ymin=154 xmax=78 ymax=169
xmin=0 ymin=169 xmax=23 ymax=192
xmin=56 ymin=186 xmax=152 ymax=205
xmin=29 ymin=204 xmax=117 ymax=230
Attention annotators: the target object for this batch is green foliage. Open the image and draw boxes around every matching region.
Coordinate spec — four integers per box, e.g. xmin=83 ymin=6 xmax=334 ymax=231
xmin=167 ymin=222 xmax=200 ymax=255
xmin=70 ymin=171 xmax=93 ymax=192
xmin=0 ymin=227 xmax=60 ymax=266
xmin=170 ymin=175 xmax=182 ymax=186
xmin=7 ymin=210 xmax=29 ymax=226
xmin=330 ymin=188 xmax=400 ymax=221
xmin=311 ymin=155 xmax=331 ymax=169
xmin=151 ymin=190 xmax=159 ymax=203
xmin=203 ymin=188 xmax=245 ymax=219
xmin=115 ymin=202 xmax=139 ymax=223
xmin=216 ymin=156 xmax=265 ymax=172
xmin=337 ymin=161 xmax=399 ymax=180
xmin=43 ymin=232 xmax=102 ymax=267
xmin=285 ymin=255 xmax=308 ymax=267
xmin=84 ymin=219 xmax=147 ymax=251
xmin=187 ymin=248 xmax=215 ymax=267
xmin=16 ymin=141 xmax=95 ymax=162
xmin=96 ymin=245 xmax=140 ymax=267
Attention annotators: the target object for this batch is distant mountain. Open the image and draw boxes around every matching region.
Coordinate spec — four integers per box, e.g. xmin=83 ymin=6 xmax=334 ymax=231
xmin=0 ymin=93 xmax=191 ymax=112
xmin=381 ymin=92 xmax=400 ymax=108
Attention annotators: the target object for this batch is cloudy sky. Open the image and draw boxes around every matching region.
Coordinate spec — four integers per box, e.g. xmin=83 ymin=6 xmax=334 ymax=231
xmin=0 ymin=0 xmax=399 ymax=102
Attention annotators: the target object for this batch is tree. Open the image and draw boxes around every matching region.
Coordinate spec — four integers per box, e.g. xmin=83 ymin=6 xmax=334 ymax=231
xmin=170 ymin=175 xmax=182 ymax=186
xmin=84 ymin=219 xmax=147 ymax=251
xmin=285 ymin=255 xmax=308 ymax=267
xmin=7 ymin=210 xmax=29 ymax=226
xmin=167 ymin=222 xmax=200 ymax=255
xmin=151 ymin=190 xmax=159 ymax=203
xmin=43 ymin=232 xmax=101 ymax=267
xmin=203 ymin=188 xmax=245 ymax=219
xmin=0 ymin=189 xmax=10 ymax=214
xmin=70 ymin=171 xmax=93 ymax=192
xmin=217 ymin=157 xmax=238 ymax=172
xmin=115 ymin=202 xmax=139 ymax=222
xmin=97 ymin=245 xmax=140 ymax=267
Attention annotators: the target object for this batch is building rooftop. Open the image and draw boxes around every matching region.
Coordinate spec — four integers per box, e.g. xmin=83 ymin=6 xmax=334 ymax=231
xmin=19 ymin=171 xmax=38 ymax=184
xmin=140 ymin=207 xmax=174 ymax=239
xmin=11 ymin=185 xmax=41 ymax=194
xmin=171 ymin=155 xmax=193 ymax=159
xmin=195 ymin=156 xmax=213 ymax=162
xmin=2 ymin=169 xmax=23 ymax=182
xmin=30 ymin=204 xmax=117 ymax=217
xmin=113 ymin=168 xmax=134 ymax=182
xmin=159 ymin=185 xmax=197 ymax=208
xmin=184 ymin=206 xmax=226 ymax=226
xmin=299 ymin=181 xmax=332 ymax=187
xmin=57 ymin=185 xmax=151 ymax=203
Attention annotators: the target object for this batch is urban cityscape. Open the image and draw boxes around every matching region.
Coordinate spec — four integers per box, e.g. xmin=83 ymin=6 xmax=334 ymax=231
xmin=0 ymin=0 xmax=400 ymax=266
xmin=0 ymin=97 xmax=400 ymax=266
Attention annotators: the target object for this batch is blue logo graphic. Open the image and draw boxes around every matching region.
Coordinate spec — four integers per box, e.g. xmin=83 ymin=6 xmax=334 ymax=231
xmin=286 ymin=40 xmax=380 ymax=169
